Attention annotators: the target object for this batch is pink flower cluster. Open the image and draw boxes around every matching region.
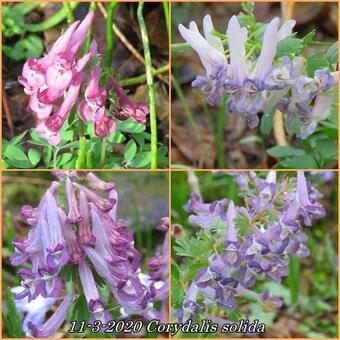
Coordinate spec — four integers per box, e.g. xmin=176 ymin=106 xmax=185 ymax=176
xmin=19 ymin=12 xmax=149 ymax=146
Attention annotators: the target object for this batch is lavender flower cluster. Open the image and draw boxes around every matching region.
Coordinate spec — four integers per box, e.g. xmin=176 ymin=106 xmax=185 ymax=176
xmin=179 ymin=15 xmax=338 ymax=138
xmin=176 ymin=171 xmax=325 ymax=323
xmin=19 ymin=12 xmax=148 ymax=146
xmin=10 ymin=172 xmax=168 ymax=337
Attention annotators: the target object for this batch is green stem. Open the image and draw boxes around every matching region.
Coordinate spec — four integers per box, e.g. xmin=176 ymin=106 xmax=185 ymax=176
xmin=13 ymin=2 xmax=40 ymax=15
xmin=137 ymin=2 xmax=157 ymax=169
xmin=100 ymin=137 xmax=107 ymax=168
xmin=64 ymin=3 xmax=75 ymax=24
xmin=245 ymin=44 xmax=257 ymax=59
xmin=75 ymin=4 xmax=97 ymax=169
xmin=53 ymin=147 xmax=58 ymax=169
xmin=119 ymin=64 xmax=169 ymax=86
xmin=216 ymin=98 xmax=226 ymax=168
xmin=75 ymin=119 xmax=86 ymax=169
xmin=163 ymin=2 xmax=170 ymax=35
xmin=84 ymin=2 xmax=97 ymax=53
xmin=25 ymin=3 xmax=79 ymax=32
xmin=105 ymin=2 xmax=118 ymax=71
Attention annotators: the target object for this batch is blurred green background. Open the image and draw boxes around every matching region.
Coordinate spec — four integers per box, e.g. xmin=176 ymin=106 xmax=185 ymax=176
xmin=171 ymin=171 xmax=338 ymax=338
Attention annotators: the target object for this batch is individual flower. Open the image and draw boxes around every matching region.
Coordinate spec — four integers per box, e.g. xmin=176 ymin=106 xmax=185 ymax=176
xmin=178 ymin=15 xmax=228 ymax=106
xmin=11 ymin=286 xmax=55 ymax=335
xmin=79 ymin=65 xmax=107 ymax=124
xmin=184 ymin=192 xmax=227 ymax=228
xmin=110 ymin=76 xmax=149 ymax=124
xmin=27 ymin=295 xmax=75 ymax=337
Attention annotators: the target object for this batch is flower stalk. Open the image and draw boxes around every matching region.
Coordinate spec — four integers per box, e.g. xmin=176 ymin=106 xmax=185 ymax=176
xmin=104 ymin=2 xmax=117 ymax=72
xmin=137 ymin=2 xmax=158 ymax=169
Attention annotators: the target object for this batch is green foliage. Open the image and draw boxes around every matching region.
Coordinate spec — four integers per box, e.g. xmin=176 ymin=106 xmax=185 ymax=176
xmin=3 ymin=113 xmax=168 ymax=169
xmin=2 ymin=286 xmax=24 ymax=338
xmin=326 ymin=41 xmax=338 ymax=64
xmin=69 ymin=293 xmax=90 ymax=323
xmin=2 ymin=4 xmax=44 ymax=61
xmin=267 ymin=146 xmax=306 ymax=158
xmin=173 ymin=232 xmax=214 ymax=258
xmin=306 ymin=52 xmax=329 ymax=78
xmin=2 ymin=5 xmax=25 ymax=37
xmin=276 ymin=37 xmax=303 ymax=58
xmin=3 ymin=34 xmax=44 ymax=61
xmin=171 ymin=260 xmax=184 ymax=308
xmin=260 ymin=108 xmax=275 ymax=135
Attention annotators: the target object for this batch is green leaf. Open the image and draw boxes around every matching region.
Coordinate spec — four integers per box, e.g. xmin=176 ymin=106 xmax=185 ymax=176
xmin=301 ymin=30 xmax=316 ymax=47
xmin=239 ymin=135 xmax=263 ymax=145
xmin=306 ymin=52 xmax=329 ymax=78
xmin=171 ymin=261 xmax=184 ymax=308
xmin=60 ymin=129 xmax=73 ymax=142
xmin=59 ymin=264 xmax=79 ymax=282
xmin=260 ymin=108 xmax=275 ymax=135
xmin=43 ymin=147 xmax=53 ymax=167
xmin=57 ymin=153 xmax=73 ymax=166
xmin=28 ymin=148 xmax=41 ymax=166
xmin=58 ymin=140 xmax=80 ymax=150
xmin=4 ymin=34 xmax=44 ymax=61
xmin=315 ymin=138 xmax=338 ymax=160
xmin=267 ymin=146 xmax=306 ymax=158
xmin=241 ymin=2 xmax=255 ymax=14
xmin=25 ymin=2 xmax=79 ymax=32
xmin=276 ymin=37 xmax=303 ymax=58
xmin=174 ymin=233 xmax=213 ymax=258
xmin=249 ymin=303 xmax=275 ymax=325
xmin=287 ymin=257 xmax=300 ymax=304
xmin=253 ymin=23 xmax=266 ymax=42
xmin=326 ymin=41 xmax=338 ymax=64
xmin=108 ymin=131 xmax=126 ymax=144
xmin=131 ymin=151 xmax=151 ymax=168
xmin=2 ymin=6 xmax=24 ymax=37
xmin=86 ymin=150 xmax=94 ymax=169
xmin=286 ymin=115 xmax=301 ymax=134
xmin=29 ymin=128 xmax=49 ymax=146
xmin=13 ymin=2 xmax=40 ymax=15
xmin=116 ymin=118 xmax=146 ymax=133
xmin=3 ymin=144 xmax=29 ymax=161
xmin=281 ymin=155 xmax=318 ymax=169
xmin=10 ymin=130 xmax=28 ymax=145
xmin=234 ymin=213 xmax=252 ymax=236
xmin=124 ymin=140 xmax=137 ymax=164
xmin=69 ymin=294 xmax=89 ymax=322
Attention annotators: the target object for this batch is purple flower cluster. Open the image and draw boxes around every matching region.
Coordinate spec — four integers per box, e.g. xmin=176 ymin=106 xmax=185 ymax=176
xmin=19 ymin=12 xmax=149 ymax=146
xmin=179 ymin=15 xmax=338 ymax=137
xmin=176 ymin=171 xmax=325 ymax=322
xmin=10 ymin=172 xmax=168 ymax=337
